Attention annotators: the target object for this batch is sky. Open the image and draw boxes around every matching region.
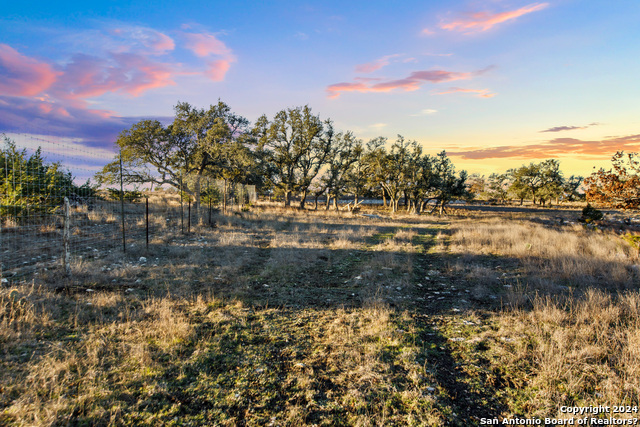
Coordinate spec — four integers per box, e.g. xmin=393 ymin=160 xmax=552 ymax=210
xmin=1 ymin=0 xmax=640 ymax=180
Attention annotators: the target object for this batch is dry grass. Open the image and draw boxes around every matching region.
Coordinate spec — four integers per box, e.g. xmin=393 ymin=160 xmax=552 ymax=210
xmin=490 ymin=289 xmax=640 ymax=419
xmin=449 ymin=217 xmax=638 ymax=289
xmin=2 ymin=203 xmax=640 ymax=425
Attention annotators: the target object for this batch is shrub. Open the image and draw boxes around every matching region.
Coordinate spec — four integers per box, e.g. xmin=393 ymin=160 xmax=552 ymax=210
xmin=580 ymin=203 xmax=603 ymax=223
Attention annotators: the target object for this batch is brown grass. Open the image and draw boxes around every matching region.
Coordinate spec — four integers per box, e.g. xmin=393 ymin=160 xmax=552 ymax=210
xmin=2 ymin=203 xmax=640 ymax=425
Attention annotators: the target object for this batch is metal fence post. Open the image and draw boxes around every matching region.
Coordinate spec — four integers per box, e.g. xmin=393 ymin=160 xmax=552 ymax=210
xmin=145 ymin=196 xmax=149 ymax=249
xmin=63 ymin=197 xmax=71 ymax=276
xmin=119 ymin=151 xmax=126 ymax=253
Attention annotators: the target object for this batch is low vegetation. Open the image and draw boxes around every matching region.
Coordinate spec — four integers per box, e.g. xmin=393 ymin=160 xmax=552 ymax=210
xmin=1 ymin=203 xmax=639 ymax=426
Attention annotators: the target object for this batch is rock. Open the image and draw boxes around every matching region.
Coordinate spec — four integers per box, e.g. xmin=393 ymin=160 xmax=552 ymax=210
xmin=139 ymin=257 xmax=147 ymax=263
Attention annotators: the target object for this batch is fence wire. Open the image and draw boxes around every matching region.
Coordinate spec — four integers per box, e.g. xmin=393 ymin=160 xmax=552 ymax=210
xmin=1 ymin=132 xmax=256 ymax=281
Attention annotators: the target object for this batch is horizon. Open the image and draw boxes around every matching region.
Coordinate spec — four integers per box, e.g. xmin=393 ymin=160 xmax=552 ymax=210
xmin=2 ymin=0 xmax=639 ymax=179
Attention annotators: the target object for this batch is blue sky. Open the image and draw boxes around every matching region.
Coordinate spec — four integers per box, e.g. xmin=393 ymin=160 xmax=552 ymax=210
xmin=2 ymin=0 xmax=640 ymax=178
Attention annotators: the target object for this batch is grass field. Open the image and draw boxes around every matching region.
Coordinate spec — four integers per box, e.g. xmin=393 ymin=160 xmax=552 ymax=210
xmin=1 ymin=203 xmax=639 ymax=426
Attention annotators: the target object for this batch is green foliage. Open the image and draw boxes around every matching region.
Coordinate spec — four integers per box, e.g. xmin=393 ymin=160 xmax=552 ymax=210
xmin=486 ymin=173 xmax=511 ymax=203
xmin=0 ymin=137 xmax=83 ymax=221
xmin=255 ymin=105 xmax=333 ymax=208
xmin=508 ymin=159 xmax=564 ymax=205
xmin=580 ymin=203 xmax=603 ymax=223
xmin=97 ymin=101 xmax=254 ymax=209
xmin=106 ymin=188 xmax=144 ymax=203
xmin=201 ymin=186 xmax=221 ymax=205
xmin=623 ymin=233 xmax=640 ymax=257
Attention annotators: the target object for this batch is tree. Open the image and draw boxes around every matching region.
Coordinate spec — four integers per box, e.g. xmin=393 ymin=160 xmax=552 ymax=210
xmin=1 ymin=137 xmax=93 ymax=221
xmin=508 ymin=163 xmax=541 ymax=204
xmin=373 ymin=136 xmax=414 ymax=213
xmin=362 ymin=137 xmax=389 ymax=207
xmin=466 ymin=173 xmax=486 ymax=200
xmin=97 ymin=101 xmax=252 ymax=217
xmin=255 ymin=106 xmax=333 ymax=208
xmin=507 ymin=160 xmax=563 ymax=206
xmin=561 ymin=175 xmax=584 ymax=202
xmin=322 ymin=131 xmax=361 ymax=210
xmin=428 ymin=151 xmax=469 ymax=215
xmin=536 ymin=159 xmax=564 ymax=207
xmin=486 ymin=173 xmax=510 ymax=204
xmin=585 ymin=151 xmax=640 ymax=208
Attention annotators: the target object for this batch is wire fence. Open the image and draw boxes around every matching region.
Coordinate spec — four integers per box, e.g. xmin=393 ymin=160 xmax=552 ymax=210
xmin=1 ymin=132 xmax=256 ymax=281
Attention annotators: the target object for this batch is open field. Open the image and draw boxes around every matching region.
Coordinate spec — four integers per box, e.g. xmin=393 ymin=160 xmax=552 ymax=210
xmin=1 ymin=203 xmax=639 ymax=426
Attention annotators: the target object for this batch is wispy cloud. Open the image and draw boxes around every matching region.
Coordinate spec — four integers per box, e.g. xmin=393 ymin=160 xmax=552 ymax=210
xmin=447 ymin=135 xmax=640 ymax=160
xmin=436 ymin=87 xmax=496 ymax=98
xmin=56 ymin=52 xmax=177 ymax=101
xmin=327 ymin=68 xmax=491 ymax=98
xmin=439 ymin=3 xmax=549 ymax=34
xmin=109 ymin=26 xmax=175 ymax=55
xmin=410 ymin=109 xmax=438 ymax=116
xmin=355 ymin=54 xmax=402 ymax=73
xmin=183 ymin=31 xmax=235 ymax=81
xmin=540 ymin=123 xmax=600 ymax=132
xmin=183 ymin=32 xmax=232 ymax=57
xmin=0 ymin=44 xmax=59 ymax=97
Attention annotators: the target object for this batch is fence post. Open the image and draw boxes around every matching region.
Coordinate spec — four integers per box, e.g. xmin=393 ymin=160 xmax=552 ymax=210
xmin=180 ymin=172 xmax=184 ymax=235
xmin=63 ymin=197 xmax=71 ymax=276
xmin=119 ymin=151 xmax=126 ymax=253
xmin=145 ymin=196 xmax=149 ymax=249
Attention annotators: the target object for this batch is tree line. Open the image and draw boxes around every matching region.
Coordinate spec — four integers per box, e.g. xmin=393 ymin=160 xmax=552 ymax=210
xmin=466 ymin=159 xmax=584 ymax=207
xmin=3 ymin=100 xmax=640 ymax=221
xmin=96 ymin=101 xmax=470 ymax=214
xmin=95 ymin=101 xmax=640 ymax=214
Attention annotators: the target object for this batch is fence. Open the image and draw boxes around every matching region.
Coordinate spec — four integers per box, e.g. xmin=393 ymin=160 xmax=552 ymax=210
xmin=0 ymin=132 xmax=256 ymax=280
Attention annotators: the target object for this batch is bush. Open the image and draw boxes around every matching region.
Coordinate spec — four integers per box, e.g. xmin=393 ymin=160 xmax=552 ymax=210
xmin=1 ymin=138 xmax=84 ymax=222
xmin=106 ymin=188 xmax=144 ymax=203
xmin=580 ymin=203 xmax=603 ymax=223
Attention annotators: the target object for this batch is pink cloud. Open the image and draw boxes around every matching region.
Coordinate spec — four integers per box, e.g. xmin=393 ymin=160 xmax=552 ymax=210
xmin=0 ymin=44 xmax=59 ymax=97
xmin=355 ymin=54 xmax=402 ymax=73
xmin=447 ymin=135 xmax=640 ymax=160
xmin=327 ymin=69 xmax=479 ymax=98
xmin=55 ymin=53 xmax=176 ymax=101
xmin=436 ymin=87 xmax=496 ymax=98
xmin=439 ymin=3 xmax=549 ymax=33
xmin=110 ymin=26 xmax=175 ymax=55
xmin=182 ymin=32 xmax=235 ymax=81
xmin=184 ymin=32 xmax=232 ymax=57
xmin=206 ymin=59 xmax=233 ymax=82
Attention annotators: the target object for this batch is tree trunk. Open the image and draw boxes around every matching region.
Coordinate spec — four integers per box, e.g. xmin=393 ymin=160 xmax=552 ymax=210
xmin=414 ymin=200 xmax=422 ymax=215
xmin=284 ymin=189 xmax=291 ymax=208
xmin=299 ymin=189 xmax=308 ymax=209
xmin=333 ymin=195 xmax=338 ymax=211
xmin=439 ymin=200 xmax=445 ymax=216
xmin=223 ymin=179 xmax=228 ymax=213
xmin=314 ymin=194 xmax=319 ymax=210
xmin=194 ymin=174 xmax=202 ymax=223
xmin=382 ymin=191 xmax=387 ymax=208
